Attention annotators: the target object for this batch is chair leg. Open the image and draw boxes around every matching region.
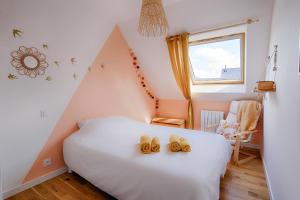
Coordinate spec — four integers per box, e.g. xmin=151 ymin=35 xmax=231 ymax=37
xmin=237 ymin=150 xmax=256 ymax=165
xmin=233 ymin=136 xmax=241 ymax=165
xmin=233 ymin=141 xmax=257 ymax=165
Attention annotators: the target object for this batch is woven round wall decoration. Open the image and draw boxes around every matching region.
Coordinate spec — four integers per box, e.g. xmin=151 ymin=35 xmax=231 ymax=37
xmin=11 ymin=46 xmax=48 ymax=78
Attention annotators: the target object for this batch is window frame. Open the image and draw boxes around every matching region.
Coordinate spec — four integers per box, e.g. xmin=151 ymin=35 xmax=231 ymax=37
xmin=189 ymin=32 xmax=246 ymax=85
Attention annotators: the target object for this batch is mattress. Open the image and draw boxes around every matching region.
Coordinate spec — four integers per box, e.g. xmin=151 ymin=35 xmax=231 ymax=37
xmin=63 ymin=116 xmax=232 ymax=200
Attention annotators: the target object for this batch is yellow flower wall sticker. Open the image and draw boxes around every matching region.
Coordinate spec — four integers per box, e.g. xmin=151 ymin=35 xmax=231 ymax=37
xmin=42 ymin=44 xmax=48 ymax=49
xmin=54 ymin=61 xmax=59 ymax=66
xmin=70 ymin=58 xmax=76 ymax=64
xmin=45 ymin=76 xmax=52 ymax=81
xmin=8 ymin=73 xmax=18 ymax=80
xmin=11 ymin=46 xmax=48 ymax=78
xmin=12 ymin=29 xmax=22 ymax=38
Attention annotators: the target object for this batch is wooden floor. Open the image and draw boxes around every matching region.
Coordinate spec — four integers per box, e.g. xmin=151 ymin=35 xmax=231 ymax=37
xmin=220 ymin=148 xmax=269 ymax=200
xmin=8 ymin=148 xmax=269 ymax=200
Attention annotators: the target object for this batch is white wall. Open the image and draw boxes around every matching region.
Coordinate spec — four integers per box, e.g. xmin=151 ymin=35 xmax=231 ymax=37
xmin=0 ymin=166 xmax=2 ymax=200
xmin=263 ymin=0 xmax=300 ymax=199
xmin=0 ymin=0 xmax=134 ymax=193
xmin=120 ymin=0 xmax=274 ymax=101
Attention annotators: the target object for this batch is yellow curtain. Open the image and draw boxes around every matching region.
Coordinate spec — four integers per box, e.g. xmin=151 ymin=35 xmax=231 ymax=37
xmin=166 ymin=33 xmax=194 ymax=129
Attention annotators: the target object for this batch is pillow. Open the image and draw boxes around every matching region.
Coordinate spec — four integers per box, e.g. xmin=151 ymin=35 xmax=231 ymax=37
xmin=77 ymin=116 xmax=130 ymax=129
xmin=216 ymin=120 xmax=239 ymax=139
xmin=226 ymin=112 xmax=237 ymax=123
xmin=77 ymin=120 xmax=88 ymax=128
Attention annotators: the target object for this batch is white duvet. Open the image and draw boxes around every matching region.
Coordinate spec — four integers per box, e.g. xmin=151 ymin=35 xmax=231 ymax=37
xmin=63 ymin=116 xmax=232 ymax=200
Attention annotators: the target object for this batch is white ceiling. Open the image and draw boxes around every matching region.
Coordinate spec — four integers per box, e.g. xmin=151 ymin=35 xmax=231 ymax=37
xmin=119 ymin=0 xmax=274 ymax=100
xmin=108 ymin=0 xmax=184 ymax=23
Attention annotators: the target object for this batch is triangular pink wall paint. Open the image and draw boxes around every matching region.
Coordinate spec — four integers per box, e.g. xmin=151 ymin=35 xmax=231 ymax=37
xmin=23 ymin=26 xmax=155 ymax=182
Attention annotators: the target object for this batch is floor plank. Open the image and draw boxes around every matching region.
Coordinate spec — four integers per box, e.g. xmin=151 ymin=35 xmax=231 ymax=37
xmin=7 ymin=148 xmax=269 ymax=200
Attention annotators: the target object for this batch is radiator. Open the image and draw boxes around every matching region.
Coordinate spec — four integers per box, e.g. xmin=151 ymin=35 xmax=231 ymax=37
xmin=201 ymin=110 xmax=224 ymax=132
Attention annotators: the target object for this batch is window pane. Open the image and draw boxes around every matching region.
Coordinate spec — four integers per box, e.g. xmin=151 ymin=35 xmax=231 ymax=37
xmin=189 ymin=37 xmax=242 ymax=82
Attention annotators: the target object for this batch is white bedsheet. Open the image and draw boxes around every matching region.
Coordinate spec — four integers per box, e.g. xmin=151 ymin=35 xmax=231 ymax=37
xmin=63 ymin=116 xmax=232 ymax=200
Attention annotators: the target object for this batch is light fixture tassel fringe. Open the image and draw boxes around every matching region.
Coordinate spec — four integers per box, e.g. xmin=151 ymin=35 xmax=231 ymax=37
xmin=138 ymin=0 xmax=169 ymax=37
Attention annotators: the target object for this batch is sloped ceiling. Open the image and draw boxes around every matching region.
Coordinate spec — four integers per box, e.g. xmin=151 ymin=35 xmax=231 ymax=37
xmin=119 ymin=0 xmax=274 ymax=100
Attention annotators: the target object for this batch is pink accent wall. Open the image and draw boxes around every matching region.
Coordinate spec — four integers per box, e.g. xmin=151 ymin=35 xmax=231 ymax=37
xmin=157 ymin=99 xmax=262 ymax=145
xmin=23 ymin=26 xmax=155 ymax=182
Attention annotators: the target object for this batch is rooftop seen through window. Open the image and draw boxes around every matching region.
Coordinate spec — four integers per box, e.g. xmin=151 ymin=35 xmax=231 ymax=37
xmin=189 ymin=33 xmax=245 ymax=84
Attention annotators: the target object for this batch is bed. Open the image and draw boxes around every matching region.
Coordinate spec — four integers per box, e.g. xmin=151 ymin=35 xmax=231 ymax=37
xmin=63 ymin=116 xmax=232 ymax=200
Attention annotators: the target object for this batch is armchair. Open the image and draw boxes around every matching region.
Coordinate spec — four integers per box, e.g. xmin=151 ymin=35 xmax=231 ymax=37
xmin=205 ymin=101 xmax=261 ymax=165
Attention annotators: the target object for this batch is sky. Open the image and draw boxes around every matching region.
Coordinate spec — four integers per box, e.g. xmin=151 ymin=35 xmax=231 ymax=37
xmin=189 ymin=38 xmax=241 ymax=80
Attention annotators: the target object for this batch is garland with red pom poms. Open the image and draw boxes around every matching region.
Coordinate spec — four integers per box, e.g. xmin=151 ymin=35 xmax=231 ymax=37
xmin=129 ymin=49 xmax=159 ymax=111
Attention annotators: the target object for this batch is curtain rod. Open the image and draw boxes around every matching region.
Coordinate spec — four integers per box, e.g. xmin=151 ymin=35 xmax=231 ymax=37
xmin=166 ymin=33 xmax=188 ymax=41
xmin=190 ymin=18 xmax=259 ymax=36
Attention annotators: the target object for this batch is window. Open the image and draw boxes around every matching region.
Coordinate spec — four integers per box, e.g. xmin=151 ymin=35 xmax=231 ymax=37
xmin=189 ymin=33 xmax=245 ymax=84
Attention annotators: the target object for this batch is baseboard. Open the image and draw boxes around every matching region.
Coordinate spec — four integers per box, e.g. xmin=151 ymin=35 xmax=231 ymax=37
xmin=262 ymin=157 xmax=275 ymax=200
xmin=3 ymin=167 xmax=67 ymax=199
